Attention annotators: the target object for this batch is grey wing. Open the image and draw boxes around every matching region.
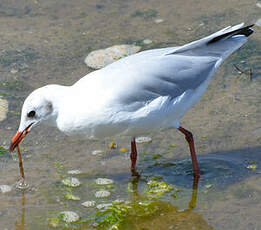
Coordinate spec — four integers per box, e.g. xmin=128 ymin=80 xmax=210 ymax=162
xmin=100 ymin=23 xmax=253 ymax=110
xmin=101 ymin=54 xmax=218 ymax=109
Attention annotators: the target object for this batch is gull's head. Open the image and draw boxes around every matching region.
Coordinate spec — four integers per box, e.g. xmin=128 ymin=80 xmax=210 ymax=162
xmin=9 ymin=86 xmax=58 ymax=152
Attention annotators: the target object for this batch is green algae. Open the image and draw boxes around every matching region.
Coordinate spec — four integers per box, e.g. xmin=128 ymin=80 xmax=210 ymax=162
xmin=152 ymin=153 xmax=162 ymax=160
xmin=65 ymin=192 xmax=80 ymax=201
xmin=168 ymin=144 xmax=176 ymax=148
xmin=95 ymin=200 xmax=162 ymax=229
xmin=131 ymin=9 xmax=158 ymax=19
xmin=0 ymin=146 xmax=8 ymax=155
xmin=95 ymin=179 xmax=176 ymax=229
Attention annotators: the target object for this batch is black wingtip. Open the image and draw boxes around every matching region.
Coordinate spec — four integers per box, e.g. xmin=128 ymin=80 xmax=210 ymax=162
xmin=241 ymin=25 xmax=254 ymax=37
xmin=208 ymin=24 xmax=254 ymax=45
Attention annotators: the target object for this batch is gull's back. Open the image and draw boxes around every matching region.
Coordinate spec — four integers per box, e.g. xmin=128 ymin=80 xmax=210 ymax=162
xmin=69 ymin=23 xmax=253 ymax=138
xmin=93 ymin=23 xmax=253 ymax=106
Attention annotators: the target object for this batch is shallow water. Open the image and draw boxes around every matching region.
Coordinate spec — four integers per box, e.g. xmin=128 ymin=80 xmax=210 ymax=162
xmin=0 ymin=0 xmax=260 ymax=229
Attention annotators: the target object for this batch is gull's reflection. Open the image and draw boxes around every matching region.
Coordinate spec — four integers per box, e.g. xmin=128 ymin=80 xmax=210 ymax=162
xmin=129 ymin=175 xmax=213 ymax=230
xmin=130 ymin=175 xmax=199 ymax=209
xmin=188 ymin=175 xmax=199 ymax=209
xmin=15 ymin=191 xmax=25 ymax=230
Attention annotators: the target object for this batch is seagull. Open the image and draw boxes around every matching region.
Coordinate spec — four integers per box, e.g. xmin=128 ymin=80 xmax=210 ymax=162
xmin=9 ymin=23 xmax=254 ymax=177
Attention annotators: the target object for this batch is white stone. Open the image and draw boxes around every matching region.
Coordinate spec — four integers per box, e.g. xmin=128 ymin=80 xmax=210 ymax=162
xmin=95 ymin=178 xmax=114 ymax=185
xmin=10 ymin=68 xmax=18 ymax=74
xmin=59 ymin=211 xmax=80 ymax=223
xmin=96 ymin=203 xmax=112 ymax=209
xmin=255 ymin=18 xmax=261 ymax=27
xmin=205 ymin=184 xmax=213 ymax=189
xmin=65 ymin=193 xmax=81 ymax=200
xmin=67 ymin=169 xmax=82 ymax=175
xmin=0 ymin=185 xmax=12 ymax=193
xmin=81 ymin=200 xmax=96 ymax=208
xmin=0 ymin=97 xmax=8 ymax=122
xmin=135 ymin=136 xmax=152 ymax=144
xmin=92 ymin=150 xmax=104 ymax=156
xmin=95 ymin=190 xmax=111 ymax=198
xmin=256 ymin=2 xmax=261 ymax=8
xmin=62 ymin=177 xmax=81 ymax=187
xmin=154 ymin=18 xmax=164 ymax=24
xmin=85 ymin=44 xmax=141 ymax=69
xmin=143 ymin=39 xmax=152 ymax=45
xmin=113 ymin=199 xmax=124 ymax=203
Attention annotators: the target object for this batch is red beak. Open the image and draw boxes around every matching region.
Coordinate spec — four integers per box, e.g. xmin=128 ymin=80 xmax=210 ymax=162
xmin=9 ymin=124 xmax=33 ymax=152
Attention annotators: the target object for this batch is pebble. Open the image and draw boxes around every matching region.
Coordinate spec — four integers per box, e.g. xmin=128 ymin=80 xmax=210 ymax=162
xmin=92 ymin=150 xmax=104 ymax=156
xmin=0 ymin=97 xmax=8 ymax=122
xmin=85 ymin=44 xmax=141 ymax=69
xmin=113 ymin=199 xmax=124 ymax=204
xmin=95 ymin=178 xmax=114 ymax=185
xmin=256 ymin=2 xmax=261 ymax=8
xmin=59 ymin=211 xmax=80 ymax=223
xmin=62 ymin=177 xmax=81 ymax=187
xmin=0 ymin=185 xmax=12 ymax=193
xmin=246 ymin=164 xmax=257 ymax=170
xmin=255 ymin=18 xmax=261 ymax=27
xmin=119 ymin=147 xmax=128 ymax=153
xmin=143 ymin=39 xmax=152 ymax=45
xmin=135 ymin=136 xmax=152 ymax=144
xmin=96 ymin=203 xmax=112 ymax=210
xmin=10 ymin=68 xmax=18 ymax=74
xmin=205 ymin=184 xmax=213 ymax=189
xmin=154 ymin=18 xmax=164 ymax=24
xmin=95 ymin=190 xmax=111 ymax=198
xmin=81 ymin=200 xmax=96 ymax=208
xmin=67 ymin=169 xmax=82 ymax=175
xmin=65 ymin=193 xmax=81 ymax=200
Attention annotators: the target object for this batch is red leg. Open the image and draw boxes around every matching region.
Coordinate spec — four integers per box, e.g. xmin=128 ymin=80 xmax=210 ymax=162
xmin=178 ymin=126 xmax=201 ymax=176
xmin=130 ymin=138 xmax=139 ymax=176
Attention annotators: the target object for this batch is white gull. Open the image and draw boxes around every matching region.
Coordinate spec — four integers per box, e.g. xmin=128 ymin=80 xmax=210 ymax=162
xmin=9 ymin=23 xmax=254 ymax=176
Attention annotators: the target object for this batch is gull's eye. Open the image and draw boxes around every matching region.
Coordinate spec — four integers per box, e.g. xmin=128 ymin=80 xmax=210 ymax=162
xmin=27 ymin=110 xmax=36 ymax=118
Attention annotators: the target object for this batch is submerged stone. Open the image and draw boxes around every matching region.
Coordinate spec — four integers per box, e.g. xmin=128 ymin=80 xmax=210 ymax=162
xmin=246 ymin=164 xmax=257 ymax=170
xmin=10 ymin=68 xmax=18 ymax=74
xmin=0 ymin=97 xmax=8 ymax=122
xmin=255 ymin=18 xmax=261 ymax=27
xmin=0 ymin=185 xmax=12 ymax=193
xmin=65 ymin=193 xmax=81 ymax=200
xmin=67 ymin=169 xmax=82 ymax=175
xmin=154 ymin=18 xmax=164 ymax=23
xmin=58 ymin=211 xmax=80 ymax=223
xmin=62 ymin=177 xmax=81 ymax=187
xmin=85 ymin=44 xmax=141 ymax=69
xmin=95 ymin=190 xmax=111 ymax=198
xmin=143 ymin=39 xmax=152 ymax=45
xmin=136 ymin=136 xmax=152 ymax=144
xmin=95 ymin=178 xmax=114 ymax=185
xmin=96 ymin=203 xmax=112 ymax=209
xmin=82 ymin=200 xmax=96 ymax=208
xmin=205 ymin=184 xmax=213 ymax=189
xmin=92 ymin=149 xmax=105 ymax=156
